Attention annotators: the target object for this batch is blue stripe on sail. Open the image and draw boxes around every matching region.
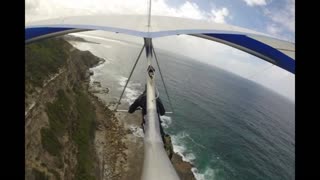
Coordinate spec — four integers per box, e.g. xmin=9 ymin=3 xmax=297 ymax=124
xmin=25 ymin=27 xmax=75 ymax=41
xmin=203 ymin=33 xmax=295 ymax=74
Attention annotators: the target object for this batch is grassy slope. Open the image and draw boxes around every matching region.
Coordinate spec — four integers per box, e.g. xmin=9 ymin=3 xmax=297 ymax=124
xmin=26 ymin=38 xmax=97 ymax=179
xmin=25 ymin=38 xmax=72 ymax=89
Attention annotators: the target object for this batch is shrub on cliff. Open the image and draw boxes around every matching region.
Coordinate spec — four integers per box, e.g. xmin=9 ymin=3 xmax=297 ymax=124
xmin=25 ymin=38 xmax=72 ymax=88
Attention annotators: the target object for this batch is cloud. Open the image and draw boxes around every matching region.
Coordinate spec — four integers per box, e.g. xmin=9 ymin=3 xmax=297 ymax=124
xmin=25 ymin=0 xmax=39 ymax=11
xmin=25 ymin=0 xmax=230 ymax=24
xmin=243 ymin=0 xmax=268 ymax=6
xmin=25 ymin=0 xmax=294 ymax=101
xmin=266 ymin=23 xmax=281 ymax=35
xmin=240 ymin=0 xmax=294 ymax=42
xmin=209 ymin=7 xmax=229 ymax=23
xmin=252 ymin=65 xmax=295 ymax=101
xmin=263 ymin=0 xmax=294 ymax=42
xmin=264 ymin=0 xmax=295 ymax=33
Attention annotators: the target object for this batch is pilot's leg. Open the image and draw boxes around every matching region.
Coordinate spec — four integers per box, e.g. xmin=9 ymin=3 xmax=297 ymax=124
xmin=158 ymin=114 xmax=165 ymax=143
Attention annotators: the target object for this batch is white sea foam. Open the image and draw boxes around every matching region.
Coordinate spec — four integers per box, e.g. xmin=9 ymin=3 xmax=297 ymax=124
xmin=171 ymin=132 xmax=196 ymax=164
xmin=191 ymin=167 xmax=215 ymax=180
xmin=117 ymin=76 xmax=141 ymax=104
xmin=160 ymin=115 xmax=172 ymax=129
xmin=89 ymin=62 xmax=108 ymax=83
xmin=185 ymin=153 xmax=196 ymax=162
xmin=171 ymin=131 xmax=214 ymax=180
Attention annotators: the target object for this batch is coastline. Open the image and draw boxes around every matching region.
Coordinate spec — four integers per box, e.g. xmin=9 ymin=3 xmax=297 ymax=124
xmin=25 ymin=36 xmax=196 ymax=179
xmin=67 ymin=35 xmax=196 ymax=179
xmin=87 ymin=62 xmax=196 ymax=180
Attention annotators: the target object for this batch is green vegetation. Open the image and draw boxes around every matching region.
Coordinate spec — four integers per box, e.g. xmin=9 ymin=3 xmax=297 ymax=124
xmin=41 ymin=88 xmax=97 ymax=179
xmin=32 ymin=168 xmax=48 ymax=180
xmin=48 ymin=169 xmax=61 ymax=180
xmin=72 ymin=90 xmax=96 ymax=180
xmin=41 ymin=89 xmax=71 ymax=167
xmin=27 ymin=38 xmax=98 ymax=179
xmin=25 ymin=38 xmax=72 ymax=88
xmin=45 ymin=89 xmax=71 ymax=136
xmin=41 ymin=128 xmax=62 ymax=156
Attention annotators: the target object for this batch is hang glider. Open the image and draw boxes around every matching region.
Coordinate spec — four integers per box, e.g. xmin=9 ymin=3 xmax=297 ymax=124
xmin=25 ymin=14 xmax=295 ymax=180
xmin=25 ymin=15 xmax=295 ymax=74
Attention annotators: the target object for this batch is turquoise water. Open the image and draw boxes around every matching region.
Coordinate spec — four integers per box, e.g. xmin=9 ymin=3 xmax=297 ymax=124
xmin=156 ymin=53 xmax=295 ymax=180
xmin=70 ymin=36 xmax=295 ymax=180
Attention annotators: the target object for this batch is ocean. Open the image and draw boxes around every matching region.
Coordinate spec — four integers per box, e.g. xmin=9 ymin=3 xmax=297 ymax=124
xmin=68 ymin=34 xmax=295 ymax=180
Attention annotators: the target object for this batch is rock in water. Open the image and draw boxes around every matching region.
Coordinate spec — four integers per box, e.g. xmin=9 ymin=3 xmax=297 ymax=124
xmin=163 ymin=134 xmax=174 ymax=160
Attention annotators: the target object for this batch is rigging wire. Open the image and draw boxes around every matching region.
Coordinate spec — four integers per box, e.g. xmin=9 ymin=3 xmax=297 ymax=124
xmin=152 ymin=47 xmax=175 ymax=114
xmin=147 ymin=0 xmax=152 ymax=28
xmin=114 ymin=45 xmax=145 ymax=111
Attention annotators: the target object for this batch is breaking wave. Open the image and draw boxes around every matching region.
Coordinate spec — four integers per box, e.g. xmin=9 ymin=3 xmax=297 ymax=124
xmin=117 ymin=76 xmax=141 ymax=105
xmin=160 ymin=115 xmax=172 ymax=129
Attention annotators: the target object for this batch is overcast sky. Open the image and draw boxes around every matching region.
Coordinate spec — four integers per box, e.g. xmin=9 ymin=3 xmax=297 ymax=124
xmin=26 ymin=0 xmax=295 ymax=101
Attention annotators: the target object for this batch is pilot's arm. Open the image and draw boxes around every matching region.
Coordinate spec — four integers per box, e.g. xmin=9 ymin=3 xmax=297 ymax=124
xmin=128 ymin=97 xmax=141 ymax=113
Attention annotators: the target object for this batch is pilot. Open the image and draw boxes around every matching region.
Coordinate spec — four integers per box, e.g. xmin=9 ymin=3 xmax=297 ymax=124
xmin=128 ymin=85 xmax=166 ymax=140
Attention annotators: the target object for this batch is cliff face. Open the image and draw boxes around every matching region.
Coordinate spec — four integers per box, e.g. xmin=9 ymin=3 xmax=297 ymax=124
xmin=164 ymin=132 xmax=196 ymax=180
xmin=25 ymin=37 xmax=103 ymax=180
xmin=25 ymin=37 xmax=195 ymax=180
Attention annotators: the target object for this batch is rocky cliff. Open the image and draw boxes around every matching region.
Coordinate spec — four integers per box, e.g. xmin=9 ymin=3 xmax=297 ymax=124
xmin=26 ymin=37 xmax=110 ymax=180
xmin=25 ymin=37 xmax=195 ymax=180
